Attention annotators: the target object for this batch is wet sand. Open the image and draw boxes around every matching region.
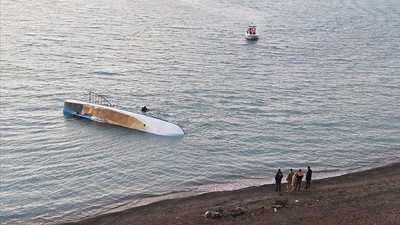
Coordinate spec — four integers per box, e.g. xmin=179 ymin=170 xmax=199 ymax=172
xmin=61 ymin=162 xmax=400 ymax=225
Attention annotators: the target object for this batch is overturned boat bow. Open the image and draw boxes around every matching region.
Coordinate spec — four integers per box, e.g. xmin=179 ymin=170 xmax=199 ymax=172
xmin=63 ymin=92 xmax=185 ymax=136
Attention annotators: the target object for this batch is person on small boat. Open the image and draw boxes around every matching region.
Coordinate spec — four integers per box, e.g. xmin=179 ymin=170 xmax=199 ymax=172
xmin=141 ymin=106 xmax=148 ymax=112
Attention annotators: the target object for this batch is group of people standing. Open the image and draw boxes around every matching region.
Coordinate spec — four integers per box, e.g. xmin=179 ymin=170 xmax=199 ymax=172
xmin=246 ymin=28 xmax=256 ymax=35
xmin=274 ymin=166 xmax=312 ymax=193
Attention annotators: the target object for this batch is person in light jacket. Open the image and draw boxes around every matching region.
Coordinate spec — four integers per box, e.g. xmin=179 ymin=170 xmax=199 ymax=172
xmin=286 ymin=169 xmax=294 ymax=192
xmin=289 ymin=171 xmax=297 ymax=194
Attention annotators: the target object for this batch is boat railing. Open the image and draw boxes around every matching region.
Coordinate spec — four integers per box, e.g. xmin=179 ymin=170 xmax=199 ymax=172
xmin=81 ymin=91 xmax=114 ymax=107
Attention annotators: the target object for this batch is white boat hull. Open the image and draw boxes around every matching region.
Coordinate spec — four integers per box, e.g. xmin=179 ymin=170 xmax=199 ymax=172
xmin=245 ymin=33 xmax=259 ymax=40
xmin=63 ymin=99 xmax=184 ymax=136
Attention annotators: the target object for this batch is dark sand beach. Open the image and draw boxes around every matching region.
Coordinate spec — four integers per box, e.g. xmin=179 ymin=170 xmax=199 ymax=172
xmin=62 ymin=162 xmax=400 ymax=225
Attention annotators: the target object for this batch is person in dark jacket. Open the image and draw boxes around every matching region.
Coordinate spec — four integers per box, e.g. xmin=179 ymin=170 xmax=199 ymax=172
xmin=295 ymin=169 xmax=304 ymax=191
xmin=305 ymin=166 xmax=312 ymax=189
xmin=141 ymin=106 xmax=148 ymax=112
xmin=275 ymin=169 xmax=283 ymax=192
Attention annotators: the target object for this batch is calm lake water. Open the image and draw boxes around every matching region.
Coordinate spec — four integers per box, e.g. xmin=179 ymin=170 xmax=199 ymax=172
xmin=1 ymin=0 xmax=399 ymax=224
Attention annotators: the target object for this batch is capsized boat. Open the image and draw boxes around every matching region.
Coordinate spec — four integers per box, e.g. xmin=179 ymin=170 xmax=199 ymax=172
xmin=63 ymin=92 xmax=185 ymax=136
xmin=245 ymin=24 xmax=259 ymax=40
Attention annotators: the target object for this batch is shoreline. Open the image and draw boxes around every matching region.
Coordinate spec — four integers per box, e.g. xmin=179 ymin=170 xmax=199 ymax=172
xmin=60 ymin=162 xmax=400 ymax=225
xmin=70 ymin=160 xmax=398 ymax=217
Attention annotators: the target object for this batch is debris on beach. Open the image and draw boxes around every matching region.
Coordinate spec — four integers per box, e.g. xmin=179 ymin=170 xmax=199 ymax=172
xmin=275 ymin=198 xmax=288 ymax=207
xmin=295 ymin=200 xmax=300 ymax=203
xmin=229 ymin=207 xmax=244 ymax=217
xmin=272 ymin=198 xmax=288 ymax=211
xmin=204 ymin=207 xmax=245 ymax=219
xmin=204 ymin=210 xmax=221 ymax=218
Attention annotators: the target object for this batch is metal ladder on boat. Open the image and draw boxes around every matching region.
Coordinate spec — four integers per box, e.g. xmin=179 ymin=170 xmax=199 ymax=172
xmin=81 ymin=91 xmax=114 ymax=107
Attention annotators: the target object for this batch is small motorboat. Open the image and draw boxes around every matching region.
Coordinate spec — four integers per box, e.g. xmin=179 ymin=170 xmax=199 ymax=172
xmin=245 ymin=24 xmax=259 ymax=40
xmin=63 ymin=91 xmax=185 ymax=136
